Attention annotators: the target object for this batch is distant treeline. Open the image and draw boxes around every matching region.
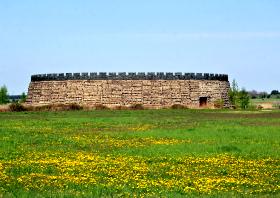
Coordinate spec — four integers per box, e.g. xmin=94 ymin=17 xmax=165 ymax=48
xmin=248 ymin=90 xmax=280 ymax=99
xmin=9 ymin=95 xmax=22 ymax=102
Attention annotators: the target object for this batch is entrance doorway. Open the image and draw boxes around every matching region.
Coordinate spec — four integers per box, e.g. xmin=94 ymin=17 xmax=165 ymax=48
xmin=199 ymin=97 xmax=208 ymax=107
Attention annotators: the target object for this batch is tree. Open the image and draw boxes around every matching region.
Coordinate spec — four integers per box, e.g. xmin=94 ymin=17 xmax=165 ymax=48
xmin=20 ymin=92 xmax=27 ymax=103
xmin=238 ymin=88 xmax=250 ymax=109
xmin=271 ymin=90 xmax=279 ymax=95
xmin=0 ymin=85 xmax=9 ymax=104
xmin=229 ymin=80 xmax=250 ymax=109
xmin=229 ymin=79 xmax=239 ymax=107
xmin=259 ymin=91 xmax=268 ymax=99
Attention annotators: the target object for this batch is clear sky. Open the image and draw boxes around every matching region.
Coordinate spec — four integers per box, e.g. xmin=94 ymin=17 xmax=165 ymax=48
xmin=0 ymin=0 xmax=279 ymax=94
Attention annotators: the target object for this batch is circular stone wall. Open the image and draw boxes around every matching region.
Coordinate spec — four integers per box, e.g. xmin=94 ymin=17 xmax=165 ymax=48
xmin=27 ymin=72 xmax=230 ymax=108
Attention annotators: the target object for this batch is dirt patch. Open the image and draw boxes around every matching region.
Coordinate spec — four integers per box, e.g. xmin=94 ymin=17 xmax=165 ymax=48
xmin=0 ymin=104 xmax=9 ymax=112
xmin=257 ymin=103 xmax=273 ymax=109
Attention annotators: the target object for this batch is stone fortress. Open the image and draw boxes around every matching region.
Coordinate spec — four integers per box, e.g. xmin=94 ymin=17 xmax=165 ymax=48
xmin=27 ymin=72 xmax=230 ymax=108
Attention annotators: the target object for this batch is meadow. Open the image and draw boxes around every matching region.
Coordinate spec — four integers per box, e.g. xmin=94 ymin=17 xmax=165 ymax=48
xmin=0 ymin=109 xmax=279 ymax=197
xmin=251 ymin=98 xmax=280 ymax=109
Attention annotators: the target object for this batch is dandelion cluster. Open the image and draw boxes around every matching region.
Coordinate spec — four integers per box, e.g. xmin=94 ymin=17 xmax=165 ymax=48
xmin=1 ymin=110 xmax=280 ymax=196
xmin=68 ymin=134 xmax=189 ymax=149
xmin=0 ymin=151 xmax=279 ymax=196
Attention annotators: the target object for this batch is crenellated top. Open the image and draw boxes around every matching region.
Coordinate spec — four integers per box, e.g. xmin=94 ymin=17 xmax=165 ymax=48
xmin=31 ymin=72 xmax=229 ymax=82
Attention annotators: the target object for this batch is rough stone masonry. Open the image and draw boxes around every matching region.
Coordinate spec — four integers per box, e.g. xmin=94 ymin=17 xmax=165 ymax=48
xmin=27 ymin=72 xmax=230 ymax=108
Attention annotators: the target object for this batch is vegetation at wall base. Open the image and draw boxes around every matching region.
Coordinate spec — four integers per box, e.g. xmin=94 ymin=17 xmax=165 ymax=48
xmin=170 ymin=104 xmax=188 ymax=109
xmin=213 ymin=99 xmax=224 ymax=109
xmin=0 ymin=109 xmax=279 ymax=197
xmin=94 ymin=104 xmax=109 ymax=110
xmin=9 ymin=102 xmax=27 ymax=112
xmin=229 ymin=80 xmax=250 ymax=109
xmin=18 ymin=103 xmax=84 ymax=112
xmin=129 ymin=104 xmax=145 ymax=110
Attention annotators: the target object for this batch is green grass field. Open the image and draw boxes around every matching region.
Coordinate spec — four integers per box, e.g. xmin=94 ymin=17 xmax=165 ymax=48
xmin=251 ymin=98 xmax=280 ymax=103
xmin=0 ymin=109 xmax=279 ymax=197
xmin=251 ymin=98 xmax=280 ymax=109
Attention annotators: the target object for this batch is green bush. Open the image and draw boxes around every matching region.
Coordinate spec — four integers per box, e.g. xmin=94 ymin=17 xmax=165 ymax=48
xmin=273 ymin=103 xmax=280 ymax=109
xmin=247 ymin=104 xmax=258 ymax=110
xmin=229 ymin=80 xmax=250 ymax=109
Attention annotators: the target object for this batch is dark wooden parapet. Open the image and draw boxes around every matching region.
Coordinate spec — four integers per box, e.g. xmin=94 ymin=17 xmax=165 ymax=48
xmin=31 ymin=72 xmax=229 ymax=82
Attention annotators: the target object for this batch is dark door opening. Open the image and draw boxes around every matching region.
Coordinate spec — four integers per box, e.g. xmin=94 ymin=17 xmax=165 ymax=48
xmin=199 ymin=97 xmax=208 ymax=107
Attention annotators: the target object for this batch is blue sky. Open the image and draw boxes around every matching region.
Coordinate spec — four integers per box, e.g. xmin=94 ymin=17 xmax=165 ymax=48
xmin=0 ymin=0 xmax=279 ymax=94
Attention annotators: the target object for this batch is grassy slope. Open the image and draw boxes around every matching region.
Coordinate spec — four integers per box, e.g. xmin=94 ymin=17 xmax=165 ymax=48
xmin=0 ymin=109 xmax=280 ymax=197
